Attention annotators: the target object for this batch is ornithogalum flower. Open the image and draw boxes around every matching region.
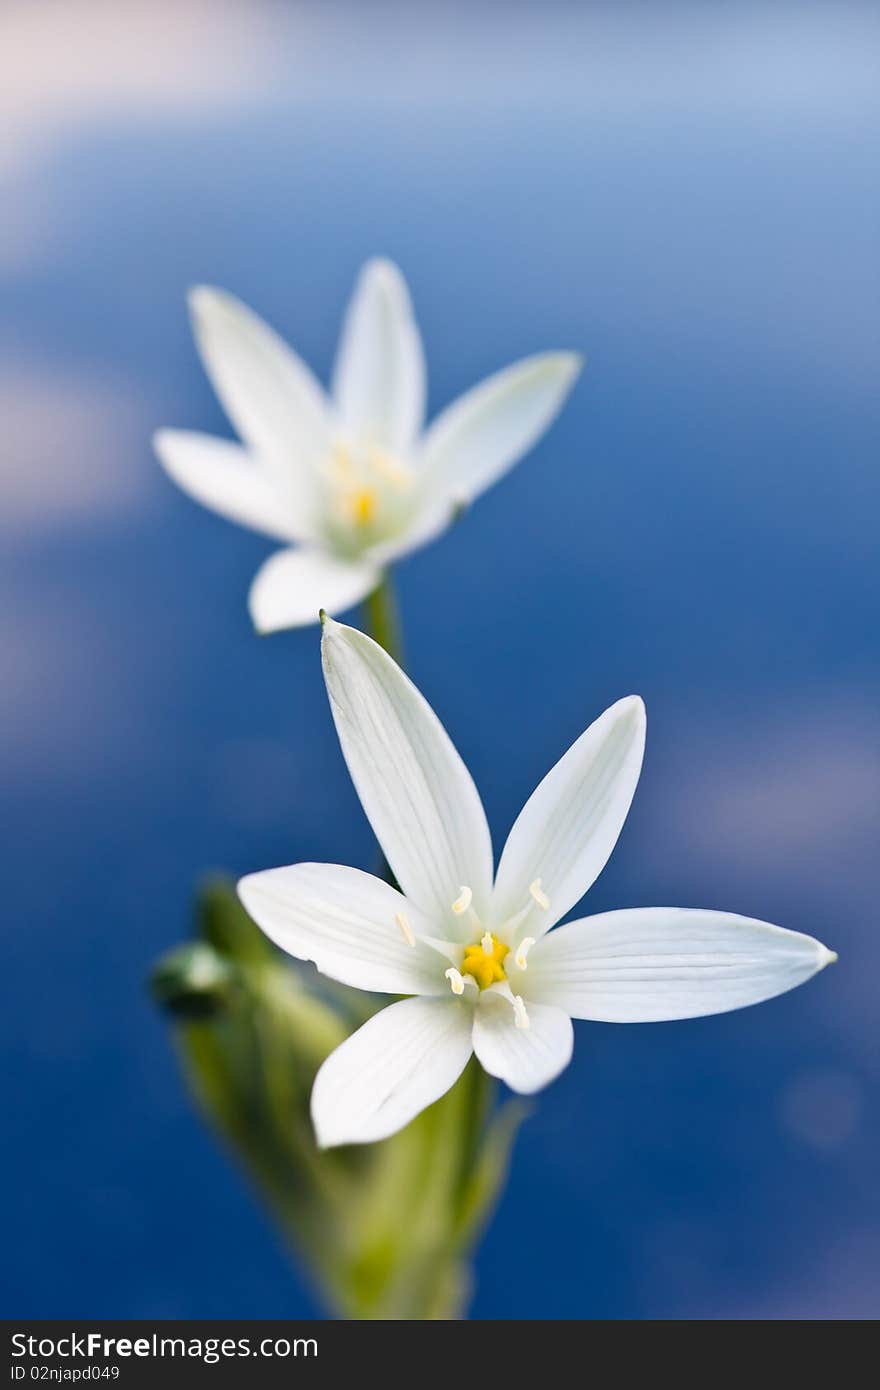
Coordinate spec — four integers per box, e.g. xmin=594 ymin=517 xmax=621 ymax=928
xmin=155 ymin=260 xmax=581 ymax=632
xmin=239 ymin=619 xmax=836 ymax=1147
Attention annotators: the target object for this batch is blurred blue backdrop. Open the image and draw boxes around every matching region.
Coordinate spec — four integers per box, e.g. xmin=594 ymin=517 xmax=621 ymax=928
xmin=2 ymin=0 xmax=877 ymax=1319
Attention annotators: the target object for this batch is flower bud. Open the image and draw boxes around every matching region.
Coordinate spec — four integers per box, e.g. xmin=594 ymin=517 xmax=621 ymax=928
xmin=150 ymin=941 xmax=234 ymax=1018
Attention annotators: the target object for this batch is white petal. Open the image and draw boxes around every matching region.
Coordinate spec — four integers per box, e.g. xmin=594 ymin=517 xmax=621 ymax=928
xmin=321 ymin=617 xmax=493 ymax=925
xmin=472 ymin=991 xmax=573 ymax=1094
xmin=237 ymin=863 xmax=444 ymax=996
xmin=364 ymin=494 xmax=455 ymax=568
xmin=154 ymin=429 xmax=308 ymax=543
xmin=417 ymin=352 xmax=581 ymax=503
xmin=491 ymin=696 xmax=646 ymax=937
xmin=523 ymin=908 xmax=837 ymax=1022
xmin=332 ymin=259 xmax=426 ymax=454
xmin=189 ymin=286 xmax=330 ymax=495
xmin=249 ymin=548 xmax=380 ymax=634
xmin=311 ymin=996 xmax=473 ymax=1147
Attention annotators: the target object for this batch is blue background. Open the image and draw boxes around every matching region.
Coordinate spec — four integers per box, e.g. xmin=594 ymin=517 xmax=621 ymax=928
xmin=3 ymin=1 xmax=877 ymax=1318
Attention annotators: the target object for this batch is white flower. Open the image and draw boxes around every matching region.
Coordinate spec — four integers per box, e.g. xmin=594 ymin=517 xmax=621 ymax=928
xmin=154 ymin=260 xmax=581 ymax=632
xmin=238 ymin=619 xmax=837 ymax=1148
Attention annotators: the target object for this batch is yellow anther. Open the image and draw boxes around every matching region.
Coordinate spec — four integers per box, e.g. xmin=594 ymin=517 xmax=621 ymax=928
xmin=445 ymin=967 xmax=465 ymax=996
xmin=351 ymin=488 xmax=377 ymax=527
xmin=529 ymin=878 xmax=550 ymax=911
xmin=461 ymin=934 xmax=509 ymax=990
xmin=513 ymin=995 xmax=530 ymax=1030
xmin=395 ymin=912 xmax=415 ymax=948
xmin=452 ymin=886 xmax=473 ymax=915
xmin=515 ymin=936 xmax=536 ymax=971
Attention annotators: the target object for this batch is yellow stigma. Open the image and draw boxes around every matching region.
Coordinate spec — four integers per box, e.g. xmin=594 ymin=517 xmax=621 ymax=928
xmin=461 ymin=934 xmax=509 ymax=990
xmin=351 ymin=488 xmax=377 ymax=527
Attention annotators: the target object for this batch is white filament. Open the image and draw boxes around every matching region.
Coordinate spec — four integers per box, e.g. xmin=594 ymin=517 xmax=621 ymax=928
xmin=529 ymin=878 xmax=550 ymax=911
xmin=452 ymin=886 xmax=473 ymax=915
xmin=445 ymin=967 xmax=465 ymax=996
xmin=515 ymin=936 xmax=536 ymax=971
xmin=395 ymin=912 xmax=415 ymax=948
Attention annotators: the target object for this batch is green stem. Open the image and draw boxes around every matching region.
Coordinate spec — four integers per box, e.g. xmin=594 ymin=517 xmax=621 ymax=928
xmin=363 ymin=571 xmax=403 ymax=664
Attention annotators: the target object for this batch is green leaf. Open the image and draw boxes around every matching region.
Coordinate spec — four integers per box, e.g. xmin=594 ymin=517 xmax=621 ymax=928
xmin=150 ymin=880 xmax=522 ymax=1318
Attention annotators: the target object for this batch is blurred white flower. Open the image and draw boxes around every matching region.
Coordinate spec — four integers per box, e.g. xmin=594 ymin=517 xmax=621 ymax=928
xmin=155 ymin=260 xmax=581 ymax=631
xmin=239 ymin=618 xmax=837 ymax=1147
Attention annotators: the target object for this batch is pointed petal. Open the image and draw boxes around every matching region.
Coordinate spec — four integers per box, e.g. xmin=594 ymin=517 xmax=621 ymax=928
xmin=472 ymin=991 xmax=573 ymax=1094
xmin=418 ymin=352 xmax=581 ymax=503
xmin=523 ymin=908 xmax=837 ymax=1022
xmin=238 ymin=863 xmax=445 ymax=996
xmin=492 ymin=696 xmax=646 ymax=937
xmin=154 ymin=429 xmax=307 ymax=543
xmin=321 ymin=617 xmax=493 ymax=925
xmin=311 ymin=996 xmax=473 ymax=1147
xmin=249 ymin=548 xmax=379 ymax=634
xmin=188 ymin=286 xmax=330 ymax=497
xmin=332 ymin=258 xmax=426 ymax=454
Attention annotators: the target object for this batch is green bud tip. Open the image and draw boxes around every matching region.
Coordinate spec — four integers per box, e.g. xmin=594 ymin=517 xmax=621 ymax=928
xmin=150 ymin=941 xmax=235 ymax=1018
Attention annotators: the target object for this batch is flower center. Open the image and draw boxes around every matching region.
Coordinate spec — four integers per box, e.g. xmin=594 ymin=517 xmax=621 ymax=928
xmin=438 ymin=879 xmax=552 ymax=1024
xmin=461 ymin=932 xmax=509 ymax=990
xmin=325 ymin=438 xmax=415 ymax=546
